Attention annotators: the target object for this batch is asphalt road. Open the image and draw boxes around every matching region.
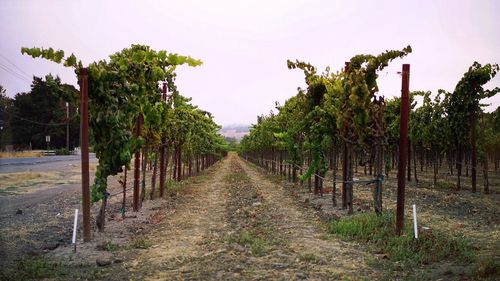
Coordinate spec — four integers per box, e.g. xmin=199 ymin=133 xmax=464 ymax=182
xmin=0 ymin=154 xmax=97 ymax=173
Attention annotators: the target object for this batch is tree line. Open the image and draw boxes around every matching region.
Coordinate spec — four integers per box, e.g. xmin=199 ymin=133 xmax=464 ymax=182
xmin=0 ymin=76 xmax=79 ymax=151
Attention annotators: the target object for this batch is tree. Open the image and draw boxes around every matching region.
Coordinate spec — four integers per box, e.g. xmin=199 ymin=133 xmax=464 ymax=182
xmin=10 ymin=75 xmax=79 ymax=150
xmin=0 ymin=85 xmax=14 ymax=149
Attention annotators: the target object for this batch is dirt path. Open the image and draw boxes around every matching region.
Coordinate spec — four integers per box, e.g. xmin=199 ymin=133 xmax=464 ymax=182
xmin=116 ymin=153 xmax=377 ymax=280
xmin=124 ymin=155 xmax=230 ymax=280
xmin=239 ymin=158 xmax=376 ymax=279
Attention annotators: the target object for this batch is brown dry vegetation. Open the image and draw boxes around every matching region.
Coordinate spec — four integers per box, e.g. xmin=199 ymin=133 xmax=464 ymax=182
xmin=0 ymin=163 xmax=97 ymax=196
xmin=0 ymin=151 xmax=43 ymax=158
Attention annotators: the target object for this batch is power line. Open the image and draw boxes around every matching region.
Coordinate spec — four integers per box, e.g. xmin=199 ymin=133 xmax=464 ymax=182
xmin=0 ymin=63 xmax=32 ymax=84
xmin=0 ymin=53 xmax=30 ymax=77
xmin=0 ymin=64 xmax=31 ymax=83
xmin=0 ymin=61 xmax=32 ymax=81
xmin=10 ymin=111 xmax=78 ymax=127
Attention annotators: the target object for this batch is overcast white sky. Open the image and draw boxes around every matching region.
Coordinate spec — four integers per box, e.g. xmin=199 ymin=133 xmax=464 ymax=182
xmin=1 ymin=0 xmax=499 ymax=126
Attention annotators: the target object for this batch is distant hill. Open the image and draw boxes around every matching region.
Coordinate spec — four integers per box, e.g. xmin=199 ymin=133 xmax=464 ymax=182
xmin=219 ymin=124 xmax=250 ymax=141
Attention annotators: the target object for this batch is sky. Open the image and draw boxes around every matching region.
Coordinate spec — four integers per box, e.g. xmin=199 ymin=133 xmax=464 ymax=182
xmin=1 ymin=0 xmax=499 ymax=126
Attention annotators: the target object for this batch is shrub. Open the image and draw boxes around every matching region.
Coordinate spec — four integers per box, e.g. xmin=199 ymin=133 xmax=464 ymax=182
xmin=55 ymin=148 xmax=70 ymax=155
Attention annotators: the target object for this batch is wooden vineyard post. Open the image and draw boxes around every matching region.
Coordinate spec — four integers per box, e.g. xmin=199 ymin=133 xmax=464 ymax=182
xmin=332 ymin=146 xmax=337 ymax=207
xmin=342 ymin=62 xmax=350 ymax=210
xmin=396 ymin=64 xmax=410 ymax=235
xmin=374 ymin=97 xmax=384 ymax=214
xmin=159 ymin=82 xmax=167 ymax=198
xmin=79 ymin=68 xmax=91 ymax=242
xmin=176 ymin=145 xmax=182 ymax=181
xmin=133 ymin=114 xmax=143 ymax=212
xmin=342 ymin=142 xmax=348 ymax=209
xmin=471 ymin=109 xmax=477 ymax=193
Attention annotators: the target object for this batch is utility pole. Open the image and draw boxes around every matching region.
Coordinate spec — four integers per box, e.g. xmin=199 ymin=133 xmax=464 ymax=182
xmin=396 ymin=64 xmax=410 ymax=236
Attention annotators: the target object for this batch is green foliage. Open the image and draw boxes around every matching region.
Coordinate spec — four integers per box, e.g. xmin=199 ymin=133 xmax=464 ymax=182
xmin=481 ymin=107 xmax=500 ymax=161
xmin=446 ymin=62 xmax=499 ymax=149
xmin=54 ymin=148 xmax=70 ymax=155
xmin=0 ymin=85 xmax=14 ymax=149
xmin=225 ymin=137 xmax=240 ymax=151
xmin=409 ymin=90 xmax=450 ymax=156
xmin=338 ymin=46 xmax=412 ymax=145
xmin=241 ymin=46 xmax=411 ymax=183
xmin=22 ymin=44 xmax=225 ymax=203
xmin=8 ymin=75 xmax=79 ymax=149
xmin=164 ymin=178 xmax=182 ymax=195
xmin=21 ymin=47 xmax=81 ymax=68
xmin=232 ymin=230 xmax=268 ymax=256
xmin=329 ymin=212 xmax=474 ymax=268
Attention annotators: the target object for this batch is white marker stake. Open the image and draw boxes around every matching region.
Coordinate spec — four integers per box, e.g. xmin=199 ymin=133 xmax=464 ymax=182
xmin=72 ymin=209 xmax=79 ymax=252
xmin=412 ymin=204 xmax=418 ymax=239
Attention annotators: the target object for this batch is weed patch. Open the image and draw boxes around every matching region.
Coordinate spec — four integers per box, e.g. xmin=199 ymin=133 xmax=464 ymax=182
xmin=164 ymin=179 xmax=182 ymax=196
xmin=329 ymin=212 xmax=474 ymax=269
xmin=300 ymin=253 xmax=318 ymax=263
xmin=475 ymin=256 xmax=500 ymax=279
xmin=229 ymin=230 xmax=269 ymax=256
xmin=131 ymin=235 xmax=152 ymax=249
xmin=0 ymin=257 xmax=64 ymax=280
xmin=54 ymin=148 xmax=71 ymax=155
xmin=433 ymin=181 xmax=455 ymax=190
xmin=96 ymin=240 xmax=122 ymax=251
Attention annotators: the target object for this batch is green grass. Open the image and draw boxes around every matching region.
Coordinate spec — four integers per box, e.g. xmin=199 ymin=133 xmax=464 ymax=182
xmin=0 ymin=257 xmax=64 ymax=281
xmin=328 ymin=212 xmax=474 ymax=269
xmin=0 ymin=257 xmax=114 ymax=281
xmin=96 ymin=240 xmax=122 ymax=251
xmin=231 ymin=230 xmax=269 ymax=256
xmin=164 ymin=179 xmax=182 ymax=195
xmin=300 ymin=253 xmax=318 ymax=263
xmin=54 ymin=148 xmax=70 ymax=155
xmin=131 ymin=235 xmax=152 ymax=249
xmin=0 ymin=185 xmax=19 ymax=195
xmin=155 ymin=171 xmax=211 ymax=197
